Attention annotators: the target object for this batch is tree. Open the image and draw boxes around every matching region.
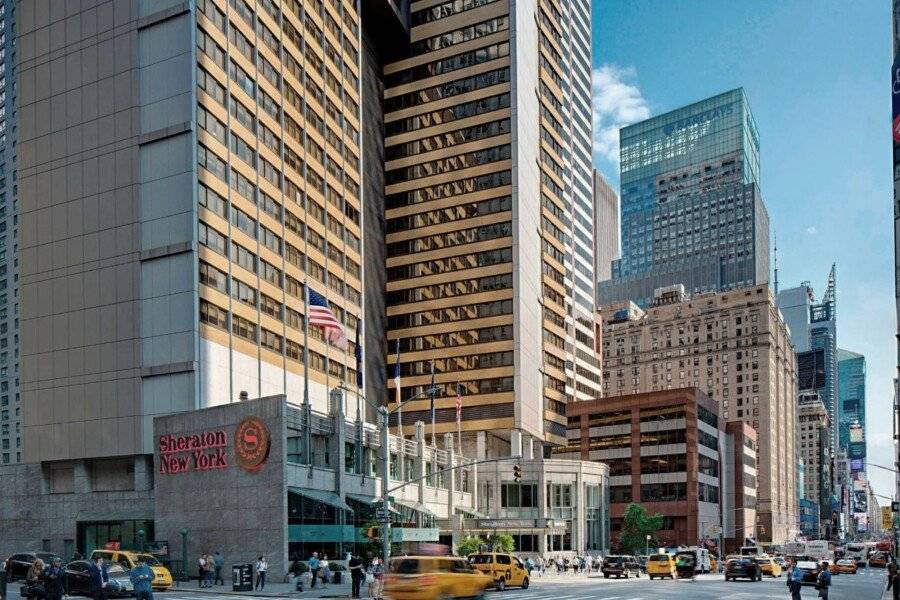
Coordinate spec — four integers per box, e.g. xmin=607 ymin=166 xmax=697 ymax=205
xmin=487 ymin=533 xmax=514 ymax=553
xmin=456 ymin=535 xmax=486 ymax=556
xmin=618 ymin=503 xmax=664 ymax=555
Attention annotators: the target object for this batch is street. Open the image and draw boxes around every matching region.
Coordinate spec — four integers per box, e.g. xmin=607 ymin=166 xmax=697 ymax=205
xmin=146 ymin=567 xmax=891 ymax=600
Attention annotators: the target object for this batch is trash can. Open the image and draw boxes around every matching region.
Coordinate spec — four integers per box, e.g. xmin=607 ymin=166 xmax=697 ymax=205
xmin=232 ymin=563 xmax=253 ymax=592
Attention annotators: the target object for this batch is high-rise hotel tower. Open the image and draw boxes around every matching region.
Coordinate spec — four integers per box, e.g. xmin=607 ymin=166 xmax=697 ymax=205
xmin=383 ymin=0 xmax=599 ymax=452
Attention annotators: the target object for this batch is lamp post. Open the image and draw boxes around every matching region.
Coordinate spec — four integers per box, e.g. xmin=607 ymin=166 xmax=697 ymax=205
xmin=179 ymin=528 xmax=189 ymax=583
xmin=645 ymin=534 xmax=651 ymax=556
xmin=136 ymin=529 xmax=145 ymax=553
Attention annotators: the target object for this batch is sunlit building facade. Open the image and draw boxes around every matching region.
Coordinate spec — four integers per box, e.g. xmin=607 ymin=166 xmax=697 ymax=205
xmin=383 ymin=0 xmax=600 ymax=452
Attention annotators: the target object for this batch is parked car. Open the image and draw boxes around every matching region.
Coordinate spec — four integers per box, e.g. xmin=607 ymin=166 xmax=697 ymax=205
xmin=646 ymin=554 xmax=676 ymax=580
xmin=754 ymin=555 xmax=782 ymax=577
xmin=724 ymin=558 xmax=762 ymax=582
xmin=64 ymin=560 xmax=134 ymax=597
xmin=5 ymin=552 xmax=63 ymax=581
xmin=468 ymin=553 xmax=529 ymax=590
xmin=601 ymin=555 xmax=641 ymax=579
xmin=385 ymin=556 xmax=493 ymax=600
xmin=869 ymin=552 xmax=888 ymax=568
xmin=89 ymin=550 xmax=173 ymax=590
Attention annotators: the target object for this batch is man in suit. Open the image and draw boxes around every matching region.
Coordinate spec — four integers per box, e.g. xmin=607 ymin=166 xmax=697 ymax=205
xmin=88 ymin=556 xmax=109 ymax=600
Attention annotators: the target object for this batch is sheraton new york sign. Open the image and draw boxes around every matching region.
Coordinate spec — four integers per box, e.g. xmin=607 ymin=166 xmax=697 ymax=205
xmin=158 ymin=416 xmax=270 ymax=475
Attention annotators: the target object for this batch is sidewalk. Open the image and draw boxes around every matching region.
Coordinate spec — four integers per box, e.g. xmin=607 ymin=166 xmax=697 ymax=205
xmin=170 ymin=577 xmax=355 ymax=598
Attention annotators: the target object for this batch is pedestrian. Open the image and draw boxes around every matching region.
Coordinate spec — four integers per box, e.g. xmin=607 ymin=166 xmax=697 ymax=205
xmin=816 ymin=561 xmax=832 ymax=600
xmin=786 ymin=560 xmax=803 ymax=600
xmin=22 ymin=559 xmax=45 ymax=600
xmin=206 ymin=554 xmax=216 ymax=588
xmin=348 ymin=553 xmax=364 ymax=599
xmin=43 ymin=557 xmax=66 ymax=600
xmin=366 ymin=557 xmax=382 ymax=600
xmin=213 ymin=551 xmax=224 ymax=586
xmin=254 ymin=556 xmax=268 ymax=591
xmin=308 ymin=552 xmax=320 ymax=589
xmin=1 ymin=556 xmax=8 ymax=600
xmin=888 ymin=562 xmax=900 ymax=600
xmin=88 ymin=556 xmax=109 ymax=600
xmin=197 ymin=554 xmax=207 ymax=588
xmin=320 ymin=555 xmax=331 ymax=589
xmin=130 ymin=556 xmax=155 ymax=600
xmin=524 ymin=557 xmax=533 ymax=578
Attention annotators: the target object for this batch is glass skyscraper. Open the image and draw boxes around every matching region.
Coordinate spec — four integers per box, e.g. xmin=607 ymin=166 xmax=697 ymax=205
xmin=599 ymin=88 xmax=770 ymax=307
xmin=837 ymin=348 xmax=866 ymax=472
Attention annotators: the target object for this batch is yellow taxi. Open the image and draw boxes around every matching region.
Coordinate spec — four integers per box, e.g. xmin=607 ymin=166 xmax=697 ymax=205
xmin=646 ymin=553 xmax=677 ymax=580
xmin=753 ymin=555 xmax=782 ymax=577
xmin=468 ymin=552 xmax=530 ymax=590
xmin=833 ymin=559 xmax=858 ymax=574
xmin=384 ymin=556 xmax=493 ymax=600
xmin=869 ymin=553 xmax=888 ymax=568
xmin=709 ymin=556 xmax=718 ymax=572
xmin=89 ymin=550 xmax=174 ymax=590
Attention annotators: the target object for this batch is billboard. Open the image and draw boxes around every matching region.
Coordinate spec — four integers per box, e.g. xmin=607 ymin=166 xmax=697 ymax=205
xmin=850 ymin=458 xmax=865 ymax=472
xmin=849 ymin=422 xmax=864 ymax=443
xmin=848 ymin=442 xmax=866 ymax=460
xmin=883 ymin=506 xmax=894 ymax=531
xmin=893 ymin=55 xmax=900 ymax=145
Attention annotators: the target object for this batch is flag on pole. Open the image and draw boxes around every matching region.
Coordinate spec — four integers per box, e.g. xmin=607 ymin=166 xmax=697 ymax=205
xmin=308 ymin=288 xmax=348 ymax=349
xmin=455 ymin=381 xmax=463 ymax=455
xmin=430 ymin=360 xmax=436 ymax=447
xmin=354 ymin=319 xmax=363 ymax=389
xmin=393 ymin=339 xmax=402 ymax=438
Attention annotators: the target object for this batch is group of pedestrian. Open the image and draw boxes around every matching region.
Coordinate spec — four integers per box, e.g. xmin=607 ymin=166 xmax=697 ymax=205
xmin=306 ymin=552 xmax=331 ymax=589
xmin=22 ymin=557 xmax=65 ymax=600
xmin=785 ymin=559 xmax=831 ymax=600
xmin=196 ymin=551 xmax=225 ymax=588
xmin=303 ymin=552 xmax=382 ymax=599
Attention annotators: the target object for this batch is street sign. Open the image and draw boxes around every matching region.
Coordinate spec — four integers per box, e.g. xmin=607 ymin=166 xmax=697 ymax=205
xmin=375 ymin=507 xmax=391 ymax=522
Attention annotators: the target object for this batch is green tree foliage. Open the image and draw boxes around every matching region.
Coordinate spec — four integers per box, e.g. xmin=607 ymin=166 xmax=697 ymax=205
xmin=618 ymin=503 xmax=664 ymax=554
xmin=456 ymin=536 xmax=486 ymax=556
xmin=487 ymin=533 xmax=514 ymax=553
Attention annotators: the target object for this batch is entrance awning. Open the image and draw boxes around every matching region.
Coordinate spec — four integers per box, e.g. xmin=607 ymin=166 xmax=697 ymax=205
xmin=288 ymin=487 xmax=353 ymax=512
xmin=392 ymin=498 xmax=438 ymax=519
xmin=346 ymin=493 xmax=400 ymax=514
xmin=455 ymin=506 xmax=489 ymax=519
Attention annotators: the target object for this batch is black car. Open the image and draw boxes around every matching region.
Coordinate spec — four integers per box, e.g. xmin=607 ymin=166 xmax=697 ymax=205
xmin=602 ymin=555 xmax=641 ymax=578
xmin=64 ymin=560 xmax=134 ymax=597
xmin=5 ymin=552 xmax=62 ymax=581
xmin=725 ymin=558 xmax=762 ymax=582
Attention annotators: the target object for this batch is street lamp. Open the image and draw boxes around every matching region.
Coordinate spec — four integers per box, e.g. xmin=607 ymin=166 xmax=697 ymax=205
xmin=645 ymin=534 xmax=651 ymax=556
xmin=136 ymin=529 xmax=145 ymax=553
xmin=179 ymin=528 xmax=189 ymax=584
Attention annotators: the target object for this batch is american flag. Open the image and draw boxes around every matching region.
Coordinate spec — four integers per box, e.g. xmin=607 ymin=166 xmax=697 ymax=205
xmin=455 ymin=382 xmax=462 ymax=424
xmin=308 ymin=288 xmax=347 ymax=349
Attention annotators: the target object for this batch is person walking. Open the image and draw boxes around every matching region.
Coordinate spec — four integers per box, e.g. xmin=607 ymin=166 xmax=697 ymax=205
xmin=786 ymin=560 xmax=803 ymax=600
xmin=320 ymin=555 xmax=331 ymax=589
xmin=197 ymin=554 xmax=207 ymax=588
xmin=130 ymin=556 xmax=155 ymax=600
xmin=205 ymin=555 xmax=216 ymax=588
xmin=23 ymin=559 xmax=45 ymax=600
xmin=816 ymin=561 xmax=832 ymax=600
xmin=43 ymin=557 xmax=66 ymax=600
xmin=254 ymin=556 xmax=268 ymax=591
xmin=348 ymin=553 xmax=364 ymax=599
xmin=366 ymin=558 xmax=382 ymax=600
xmin=212 ymin=552 xmax=225 ymax=586
xmin=887 ymin=562 xmax=900 ymax=600
xmin=308 ymin=552 xmax=320 ymax=589
xmin=88 ymin=556 xmax=109 ymax=600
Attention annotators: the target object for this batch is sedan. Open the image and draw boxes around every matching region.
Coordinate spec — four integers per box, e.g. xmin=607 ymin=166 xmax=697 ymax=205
xmin=833 ymin=559 xmax=857 ymax=574
xmin=725 ymin=558 xmax=762 ymax=582
xmin=5 ymin=552 xmax=63 ymax=581
xmin=64 ymin=560 xmax=134 ymax=597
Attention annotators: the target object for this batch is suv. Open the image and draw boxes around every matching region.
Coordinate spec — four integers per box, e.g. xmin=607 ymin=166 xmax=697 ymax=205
xmin=384 ymin=556 xmax=493 ymax=600
xmin=602 ymin=555 xmax=640 ymax=579
xmin=725 ymin=558 xmax=762 ymax=582
xmin=6 ymin=552 xmax=62 ymax=581
xmin=468 ymin=553 xmax=529 ymax=590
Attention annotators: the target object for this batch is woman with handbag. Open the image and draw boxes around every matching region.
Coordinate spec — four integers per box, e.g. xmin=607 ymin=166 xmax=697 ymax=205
xmin=24 ymin=559 xmax=46 ymax=600
xmin=319 ymin=556 xmax=331 ymax=589
xmin=366 ymin=558 xmax=382 ymax=600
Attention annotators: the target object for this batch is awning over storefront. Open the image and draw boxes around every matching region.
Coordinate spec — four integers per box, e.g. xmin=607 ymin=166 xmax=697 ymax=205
xmin=392 ymin=498 xmax=438 ymax=519
xmin=288 ymin=487 xmax=353 ymax=512
xmin=346 ymin=493 xmax=400 ymax=514
xmin=455 ymin=506 xmax=489 ymax=519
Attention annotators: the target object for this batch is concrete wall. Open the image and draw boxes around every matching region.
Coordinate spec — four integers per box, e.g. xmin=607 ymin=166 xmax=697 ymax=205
xmin=153 ymin=395 xmax=288 ymax=578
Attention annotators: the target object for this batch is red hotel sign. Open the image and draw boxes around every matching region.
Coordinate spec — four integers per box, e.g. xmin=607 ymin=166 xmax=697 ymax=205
xmin=158 ymin=416 xmax=271 ymax=475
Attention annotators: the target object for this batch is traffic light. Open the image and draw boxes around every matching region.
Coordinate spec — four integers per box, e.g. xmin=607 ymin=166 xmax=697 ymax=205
xmin=513 ymin=463 xmax=522 ymax=482
xmin=364 ymin=527 xmax=380 ymax=539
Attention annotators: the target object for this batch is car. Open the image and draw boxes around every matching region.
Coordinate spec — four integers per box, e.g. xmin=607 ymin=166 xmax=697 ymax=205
xmin=834 ymin=559 xmax=857 ymax=574
xmin=773 ymin=556 xmax=789 ymax=570
xmin=384 ymin=555 xmax=493 ymax=600
xmin=467 ymin=552 xmax=529 ymax=590
xmin=795 ymin=560 xmax=821 ymax=584
xmin=64 ymin=560 xmax=134 ymax=597
xmin=5 ymin=552 xmax=63 ymax=581
xmin=601 ymin=555 xmax=641 ymax=579
xmin=869 ymin=552 xmax=888 ymax=568
xmin=89 ymin=550 xmax=173 ymax=590
xmin=709 ymin=556 xmax=719 ymax=572
xmin=646 ymin=553 xmax=676 ymax=580
xmin=754 ymin=556 xmax=782 ymax=577
xmin=724 ymin=558 xmax=762 ymax=581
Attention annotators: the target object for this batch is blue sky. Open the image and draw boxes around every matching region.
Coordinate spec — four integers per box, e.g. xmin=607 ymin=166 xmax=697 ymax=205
xmin=592 ymin=0 xmax=896 ymax=501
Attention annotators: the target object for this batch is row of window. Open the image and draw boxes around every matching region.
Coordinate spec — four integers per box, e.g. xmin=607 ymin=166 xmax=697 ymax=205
xmin=386 ymin=298 xmax=513 ymax=329
xmin=385 ymin=93 xmax=510 ymax=136
xmin=385 ymin=119 xmax=511 ymax=161
xmin=386 ymin=221 xmax=512 ymax=258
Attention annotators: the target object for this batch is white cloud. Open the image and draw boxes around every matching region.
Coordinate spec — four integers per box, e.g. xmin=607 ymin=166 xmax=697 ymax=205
xmin=592 ymin=65 xmax=651 ymax=165
xmin=806 ymin=226 xmax=818 ymax=235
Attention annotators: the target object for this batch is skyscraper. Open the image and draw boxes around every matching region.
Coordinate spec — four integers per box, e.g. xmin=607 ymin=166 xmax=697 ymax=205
xmin=382 ymin=0 xmax=599 ymax=451
xmin=837 ymin=348 xmax=866 ymax=468
xmin=0 ymin=0 xmax=16 ymax=465
xmin=593 ymin=169 xmax=619 ymax=283
xmin=598 ymin=88 xmax=770 ymax=308
xmin=20 ymin=1 xmax=365 ymax=462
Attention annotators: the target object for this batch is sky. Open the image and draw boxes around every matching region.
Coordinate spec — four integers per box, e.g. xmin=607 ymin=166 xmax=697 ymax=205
xmin=592 ymin=0 xmax=896 ymax=503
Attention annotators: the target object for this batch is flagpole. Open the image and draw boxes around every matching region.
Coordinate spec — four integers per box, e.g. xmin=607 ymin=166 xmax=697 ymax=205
xmin=430 ymin=359 xmax=436 ymax=448
xmin=456 ymin=380 xmax=462 ymax=456
xmin=302 ymin=281 xmax=311 ymax=466
xmin=394 ymin=338 xmax=403 ymax=480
